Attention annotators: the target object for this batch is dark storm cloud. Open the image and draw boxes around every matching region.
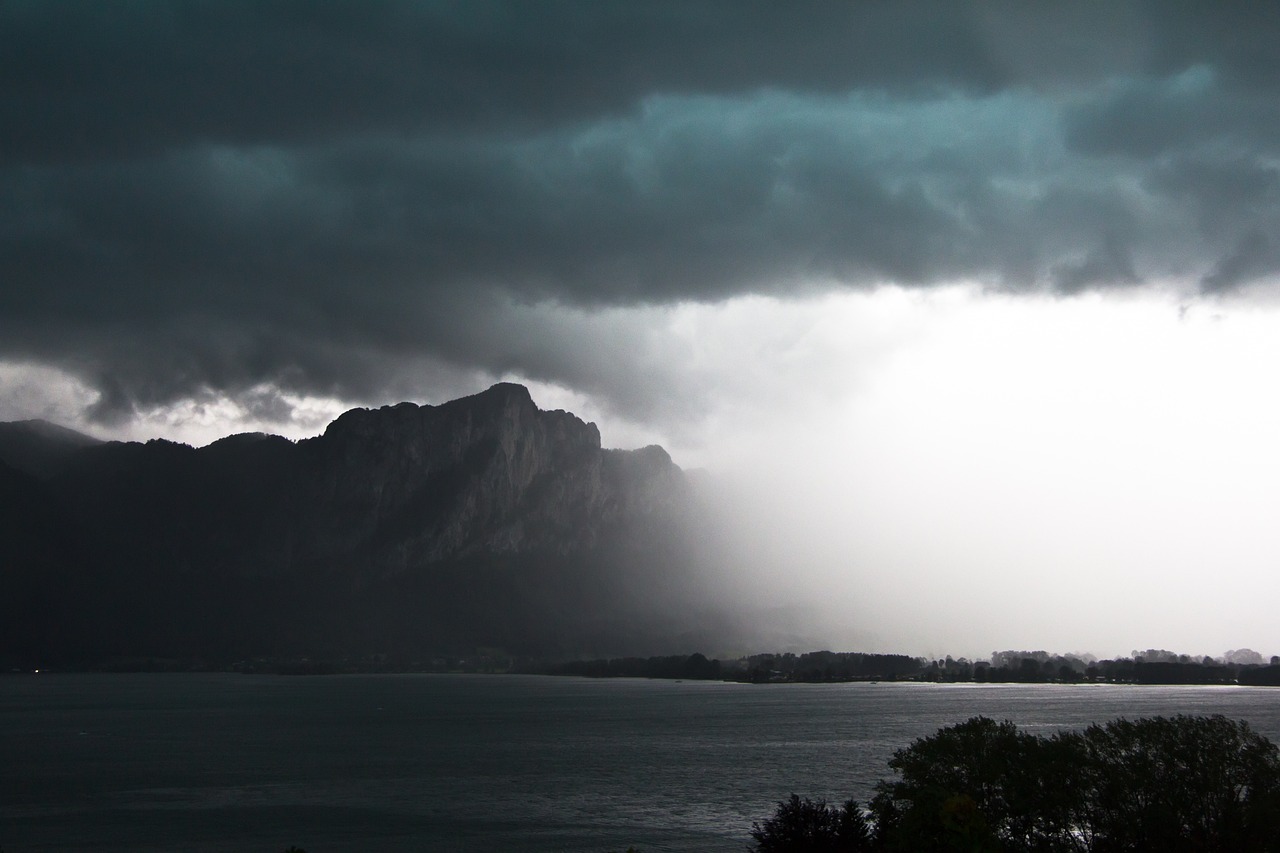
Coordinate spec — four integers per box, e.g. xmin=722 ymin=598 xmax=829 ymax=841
xmin=6 ymin=1 xmax=1280 ymax=425
xmin=0 ymin=0 xmax=1011 ymax=165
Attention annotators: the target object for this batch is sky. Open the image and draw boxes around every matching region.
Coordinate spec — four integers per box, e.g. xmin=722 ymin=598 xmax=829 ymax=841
xmin=5 ymin=1 xmax=1280 ymax=659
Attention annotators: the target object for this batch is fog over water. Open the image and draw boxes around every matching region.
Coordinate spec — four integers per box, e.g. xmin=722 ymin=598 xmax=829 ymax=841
xmin=625 ymin=288 xmax=1280 ymax=661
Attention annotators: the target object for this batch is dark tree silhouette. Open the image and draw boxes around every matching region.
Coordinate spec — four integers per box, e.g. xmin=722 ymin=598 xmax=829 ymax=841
xmin=750 ymin=794 xmax=873 ymax=852
xmin=868 ymin=716 xmax=1062 ymax=852
xmin=754 ymin=715 xmax=1280 ymax=852
xmin=1070 ymin=715 xmax=1280 ymax=851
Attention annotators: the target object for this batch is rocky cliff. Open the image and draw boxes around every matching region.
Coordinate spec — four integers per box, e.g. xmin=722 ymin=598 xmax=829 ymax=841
xmin=0 ymin=384 xmax=712 ymax=667
xmin=301 ymin=382 xmax=682 ymax=567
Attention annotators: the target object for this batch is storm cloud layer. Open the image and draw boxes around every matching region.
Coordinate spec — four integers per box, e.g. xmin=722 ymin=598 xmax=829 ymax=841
xmin=5 ymin=1 xmax=1280 ymax=427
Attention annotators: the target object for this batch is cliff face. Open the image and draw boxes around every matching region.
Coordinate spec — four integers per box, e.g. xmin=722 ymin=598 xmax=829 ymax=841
xmin=303 ymin=382 xmax=634 ymax=567
xmin=0 ymin=384 xmax=706 ymax=665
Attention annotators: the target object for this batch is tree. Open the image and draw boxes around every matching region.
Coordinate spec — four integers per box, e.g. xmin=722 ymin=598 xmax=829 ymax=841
xmin=868 ymin=716 xmax=1075 ymax=852
xmin=754 ymin=715 xmax=1280 ymax=852
xmin=750 ymin=794 xmax=873 ymax=852
xmin=1069 ymin=715 xmax=1280 ymax=852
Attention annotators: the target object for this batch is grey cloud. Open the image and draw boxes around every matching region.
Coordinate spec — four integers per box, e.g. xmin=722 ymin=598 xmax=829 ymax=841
xmin=1064 ymin=68 xmax=1280 ymax=160
xmin=1146 ymin=157 xmax=1280 ymax=239
xmin=238 ymin=387 xmax=296 ymax=424
xmin=13 ymin=1 xmax=1274 ymax=167
xmin=83 ymin=373 xmax=136 ymax=426
xmin=1202 ymin=232 xmax=1279 ymax=295
xmin=1051 ymin=235 xmax=1140 ymax=295
xmin=8 ymin=2 xmax=1280 ymax=427
xmin=0 ymin=1 xmax=1006 ymax=165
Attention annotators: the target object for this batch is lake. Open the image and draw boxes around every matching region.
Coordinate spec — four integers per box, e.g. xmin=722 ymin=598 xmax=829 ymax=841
xmin=4 ymin=673 xmax=1280 ymax=852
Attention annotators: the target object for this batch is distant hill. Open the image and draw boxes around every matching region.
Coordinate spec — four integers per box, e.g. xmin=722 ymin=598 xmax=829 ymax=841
xmin=0 ymin=384 xmax=726 ymax=669
xmin=0 ymin=418 xmax=102 ymax=479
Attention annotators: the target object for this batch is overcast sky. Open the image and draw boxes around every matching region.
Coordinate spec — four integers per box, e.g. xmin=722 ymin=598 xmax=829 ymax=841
xmin=6 ymin=1 xmax=1280 ymax=658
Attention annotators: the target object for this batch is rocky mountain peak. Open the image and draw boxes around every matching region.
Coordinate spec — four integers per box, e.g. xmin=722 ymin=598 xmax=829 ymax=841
xmin=303 ymin=383 xmax=662 ymax=565
xmin=0 ymin=384 xmax=703 ymax=664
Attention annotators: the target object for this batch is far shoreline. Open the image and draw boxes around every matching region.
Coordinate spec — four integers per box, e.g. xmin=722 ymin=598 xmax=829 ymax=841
xmin=10 ymin=647 xmax=1280 ymax=688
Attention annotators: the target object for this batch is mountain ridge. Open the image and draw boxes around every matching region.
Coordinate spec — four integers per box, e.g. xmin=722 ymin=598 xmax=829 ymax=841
xmin=0 ymin=384 xmax=717 ymax=668
xmin=0 ymin=417 xmax=103 ymax=479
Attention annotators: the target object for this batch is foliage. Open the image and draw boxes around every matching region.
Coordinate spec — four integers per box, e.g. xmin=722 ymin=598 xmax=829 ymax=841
xmin=868 ymin=716 xmax=1060 ymax=851
xmin=553 ymin=653 xmax=721 ymax=680
xmin=750 ymin=794 xmax=873 ymax=852
xmin=739 ymin=651 xmax=924 ymax=683
xmin=753 ymin=714 xmax=1280 ymax=853
xmin=1070 ymin=715 xmax=1280 ymax=851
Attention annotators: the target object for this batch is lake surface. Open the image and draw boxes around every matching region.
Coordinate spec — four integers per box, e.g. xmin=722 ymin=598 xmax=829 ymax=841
xmin=4 ymin=674 xmax=1280 ymax=852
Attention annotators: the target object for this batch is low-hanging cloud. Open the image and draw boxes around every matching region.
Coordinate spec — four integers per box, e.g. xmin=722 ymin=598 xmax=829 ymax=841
xmin=6 ymin=1 xmax=1280 ymax=429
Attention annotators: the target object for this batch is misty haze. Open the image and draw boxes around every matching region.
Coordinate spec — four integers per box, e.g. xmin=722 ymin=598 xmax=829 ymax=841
xmin=6 ymin=2 xmax=1280 ymax=851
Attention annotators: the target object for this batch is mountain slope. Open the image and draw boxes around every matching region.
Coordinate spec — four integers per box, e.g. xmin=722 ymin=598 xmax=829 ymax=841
xmin=0 ymin=418 xmax=102 ymax=479
xmin=0 ymin=384 xmax=715 ymax=668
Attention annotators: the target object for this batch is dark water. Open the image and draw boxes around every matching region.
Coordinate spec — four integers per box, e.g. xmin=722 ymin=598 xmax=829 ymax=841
xmin=4 ymin=674 xmax=1280 ymax=852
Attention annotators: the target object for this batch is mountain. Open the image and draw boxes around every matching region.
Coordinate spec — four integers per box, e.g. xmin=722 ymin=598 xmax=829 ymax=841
xmin=0 ymin=384 xmax=722 ymax=669
xmin=0 ymin=418 xmax=102 ymax=479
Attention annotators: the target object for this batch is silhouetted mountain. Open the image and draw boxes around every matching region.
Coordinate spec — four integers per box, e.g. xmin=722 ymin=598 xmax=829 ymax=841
xmin=0 ymin=418 xmax=102 ymax=479
xmin=0 ymin=384 xmax=721 ymax=668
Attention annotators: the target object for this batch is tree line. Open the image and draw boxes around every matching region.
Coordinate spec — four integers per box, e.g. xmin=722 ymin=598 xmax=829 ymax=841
xmin=545 ymin=648 xmax=1280 ymax=686
xmin=750 ymin=714 xmax=1280 ymax=852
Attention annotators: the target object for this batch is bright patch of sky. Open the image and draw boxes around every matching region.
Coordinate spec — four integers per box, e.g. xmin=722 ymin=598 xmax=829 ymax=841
xmin=11 ymin=282 xmax=1280 ymax=658
xmin=527 ymin=284 xmax=1280 ymax=659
